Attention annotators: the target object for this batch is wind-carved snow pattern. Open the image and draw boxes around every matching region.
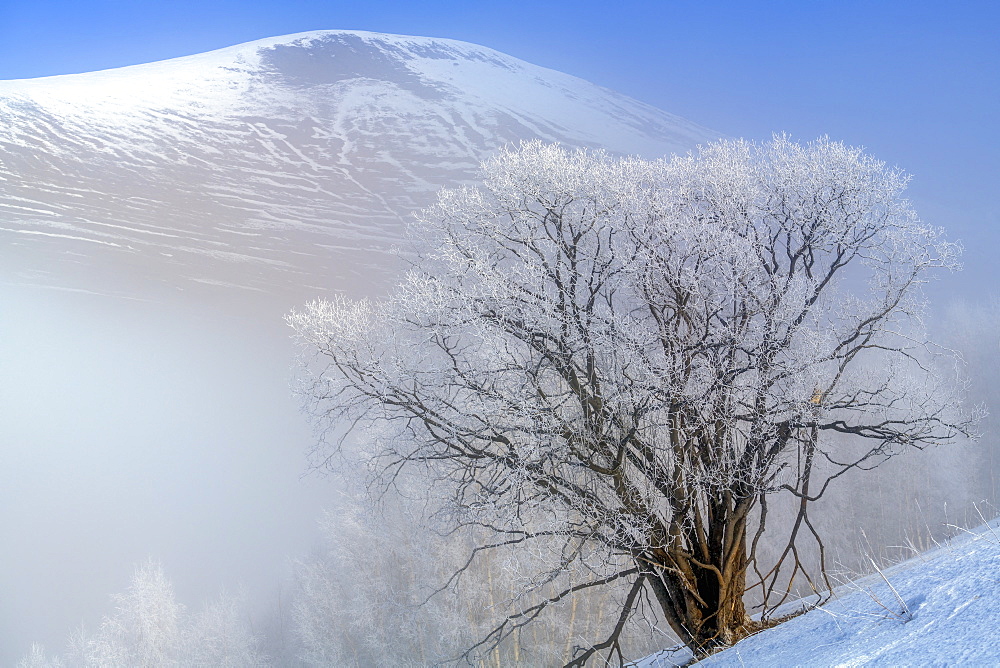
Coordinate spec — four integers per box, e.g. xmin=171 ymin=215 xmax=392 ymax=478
xmin=0 ymin=30 xmax=719 ymax=302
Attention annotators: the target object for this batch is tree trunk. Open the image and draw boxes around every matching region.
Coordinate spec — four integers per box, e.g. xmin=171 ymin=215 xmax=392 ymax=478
xmin=642 ymin=519 xmax=755 ymax=657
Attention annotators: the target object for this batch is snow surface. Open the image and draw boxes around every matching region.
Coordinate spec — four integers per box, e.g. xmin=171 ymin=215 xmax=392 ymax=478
xmin=637 ymin=518 xmax=1000 ymax=667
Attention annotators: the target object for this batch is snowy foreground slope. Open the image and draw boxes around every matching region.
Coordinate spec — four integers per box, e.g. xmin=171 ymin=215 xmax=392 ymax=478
xmin=0 ymin=30 xmax=718 ymax=303
xmin=638 ymin=518 xmax=1000 ymax=667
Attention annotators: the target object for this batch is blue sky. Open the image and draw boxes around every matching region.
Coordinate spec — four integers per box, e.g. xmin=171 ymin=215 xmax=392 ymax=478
xmin=1 ymin=0 xmax=998 ymax=288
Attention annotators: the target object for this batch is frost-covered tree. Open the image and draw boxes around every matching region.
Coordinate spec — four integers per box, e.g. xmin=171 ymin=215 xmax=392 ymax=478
xmin=288 ymin=138 xmax=976 ymax=660
xmin=940 ymin=298 xmax=1000 ymax=502
xmin=292 ymin=502 xmax=483 ymax=667
xmin=292 ymin=491 xmax=665 ymax=666
xmin=179 ymin=590 xmax=269 ymax=667
xmin=38 ymin=561 xmax=267 ymax=667
xmin=17 ymin=644 xmax=64 ymax=668
xmin=71 ymin=560 xmax=183 ymax=667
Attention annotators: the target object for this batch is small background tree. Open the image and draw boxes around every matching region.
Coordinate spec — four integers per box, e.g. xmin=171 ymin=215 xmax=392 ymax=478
xmin=26 ymin=561 xmax=268 ymax=668
xmin=289 ymin=137 xmax=975 ymax=661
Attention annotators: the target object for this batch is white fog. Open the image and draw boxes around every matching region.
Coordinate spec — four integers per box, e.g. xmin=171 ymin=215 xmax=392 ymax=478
xmin=0 ymin=283 xmax=330 ymax=661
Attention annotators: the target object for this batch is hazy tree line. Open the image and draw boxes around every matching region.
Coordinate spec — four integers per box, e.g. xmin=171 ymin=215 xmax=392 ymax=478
xmin=19 ymin=422 xmax=1000 ymax=666
xmin=18 ymin=561 xmax=267 ymax=667
xmin=20 ymin=139 xmax=1000 ymax=666
xmin=21 ymin=423 xmax=1000 ymax=668
xmin=18 ymin=498 xmax=672 ymax=666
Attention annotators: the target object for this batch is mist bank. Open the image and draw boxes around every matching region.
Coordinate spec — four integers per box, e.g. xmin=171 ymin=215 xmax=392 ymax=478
xmin=0 ymin=281 xmax=332 ymax=665
xmin=7 ymin=286 xmax=1000 ymax=666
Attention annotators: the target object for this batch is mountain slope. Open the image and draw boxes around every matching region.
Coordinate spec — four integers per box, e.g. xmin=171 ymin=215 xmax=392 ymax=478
xmin=0 ymin=30 xmax=719 ymax=303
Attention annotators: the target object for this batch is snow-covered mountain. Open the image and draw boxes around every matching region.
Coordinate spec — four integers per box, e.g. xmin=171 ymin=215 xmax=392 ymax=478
xmin=0 ymin=30 xmax=719 ymax=303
